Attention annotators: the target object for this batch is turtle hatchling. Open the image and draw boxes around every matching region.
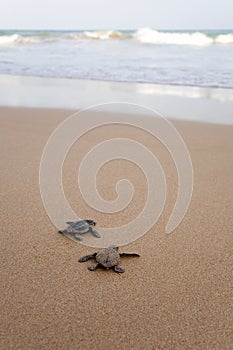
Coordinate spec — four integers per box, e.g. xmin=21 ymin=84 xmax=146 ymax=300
xmin=79 ymin=246 xmax=140 ymax=273
xmin=58 ymin=219 xmax=100 ymax=240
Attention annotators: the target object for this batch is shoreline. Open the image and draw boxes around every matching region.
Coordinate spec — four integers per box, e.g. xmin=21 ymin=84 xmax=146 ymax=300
xmin=3 ymin=72 xmax=233 ymax=90
xmin=1 ymin=74 xmax=233 ymax=125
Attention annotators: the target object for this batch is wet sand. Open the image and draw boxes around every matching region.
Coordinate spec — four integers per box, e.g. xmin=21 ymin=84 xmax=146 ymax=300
xmin=1 ymin=106 xmax=233 ymax=349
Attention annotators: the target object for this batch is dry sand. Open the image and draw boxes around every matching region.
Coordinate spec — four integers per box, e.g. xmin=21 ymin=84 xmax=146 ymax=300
xmin=1 ymin=107 xmax=233 ymax=349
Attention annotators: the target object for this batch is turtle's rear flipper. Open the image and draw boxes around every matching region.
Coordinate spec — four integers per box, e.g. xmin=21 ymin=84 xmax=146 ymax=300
xmin=120 ymin=253 xmax=140 ymax=257
xmin=88 ymin=262 xmax=99 ymax=271
xmin=79 ymin=253 xmax=97 ymax=262
xmin=114 ymin=266 xmax=125 ymax=273
xmin=90 ymin=227 xmax=101 ymax=238
xmin=74 ymin=233 xmax=83 ymax=241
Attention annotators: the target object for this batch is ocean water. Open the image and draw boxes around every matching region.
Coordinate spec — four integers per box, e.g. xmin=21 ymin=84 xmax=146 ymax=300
xmin=0 ymin=28 xmax=233 ymax=88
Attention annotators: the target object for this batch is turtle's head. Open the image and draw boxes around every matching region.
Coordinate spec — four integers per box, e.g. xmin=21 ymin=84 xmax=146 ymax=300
xmin=85 ymin=219 xmax=96 ymax=226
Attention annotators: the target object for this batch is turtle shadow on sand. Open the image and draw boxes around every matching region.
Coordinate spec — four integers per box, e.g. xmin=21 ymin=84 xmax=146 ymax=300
xmin=58 ymin=219 xmax=101 ymax=241
xmin=79 ymin=246 xmax=140 ymax=273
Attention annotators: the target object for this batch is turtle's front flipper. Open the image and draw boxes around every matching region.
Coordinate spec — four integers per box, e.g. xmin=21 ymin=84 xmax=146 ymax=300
xmin=88 ymin=262 xmax=99 ymax=271
xmin=120 ymin=253 xmax=140 ymax=257
xmin=114 ymin=265 xmax=125 ymax=273
xmin=79 ymin=253 xmax=97 ymax=262
xmin=89 ymin=227 xmax=101 ymax=238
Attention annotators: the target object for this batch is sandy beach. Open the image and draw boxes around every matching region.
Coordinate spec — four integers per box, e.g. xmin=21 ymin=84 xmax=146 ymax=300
xmin=1 ymin=106 xmax=233 ymax=349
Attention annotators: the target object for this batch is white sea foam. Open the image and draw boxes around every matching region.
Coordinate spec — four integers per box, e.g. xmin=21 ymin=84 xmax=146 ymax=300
xmin=0 ymin=30 xmax=233 ymax=46
xmin=66 ymin=32 xmax=82 ymax=40
xmin=134 ymin=28 xmax=214 ymax=46
xmin=83 ymin=30 xmax=123 ymax=40
xmin=215 ymin=33 xmax=233 ymax=44
xmin=0 ymin=34 xmax=37 ymax=45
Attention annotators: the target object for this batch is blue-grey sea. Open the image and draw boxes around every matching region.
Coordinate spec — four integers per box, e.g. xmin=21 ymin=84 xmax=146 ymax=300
xmin=0 ymin=28 xmax=233 ymax=88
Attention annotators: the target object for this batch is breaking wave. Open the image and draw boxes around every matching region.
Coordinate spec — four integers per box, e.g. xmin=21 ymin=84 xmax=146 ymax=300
xmin=83 ymin=30 xmax=124 ymax=40
xmin=134 ymin=28 xmax=233 ymax=46
xmin=0 ymin=29 xmax=232 ymax=46
xmin=215 ymin=33 xmax=233 ymax=44
xmin=0 ymin=34 xmax=38 ymax=45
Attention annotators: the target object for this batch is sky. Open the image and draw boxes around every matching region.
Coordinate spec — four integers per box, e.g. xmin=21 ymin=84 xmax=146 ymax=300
xmin=1 ymin=0 xmax=233 ymax=30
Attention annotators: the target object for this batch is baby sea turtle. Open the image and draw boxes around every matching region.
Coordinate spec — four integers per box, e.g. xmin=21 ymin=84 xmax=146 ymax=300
xmin=79 ymin=246 xmax=140 ymax=273
xmin=58 ymin=219 xmax=100 ymax=240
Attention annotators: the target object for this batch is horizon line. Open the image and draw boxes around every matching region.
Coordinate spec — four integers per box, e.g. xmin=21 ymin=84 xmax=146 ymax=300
xmin=1 ymin=27 xmax=233 ymax=31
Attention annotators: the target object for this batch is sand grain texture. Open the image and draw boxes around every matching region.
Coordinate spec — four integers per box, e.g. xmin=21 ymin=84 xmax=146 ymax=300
xmin=1 ymin=107 xmax=233 ymax=350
